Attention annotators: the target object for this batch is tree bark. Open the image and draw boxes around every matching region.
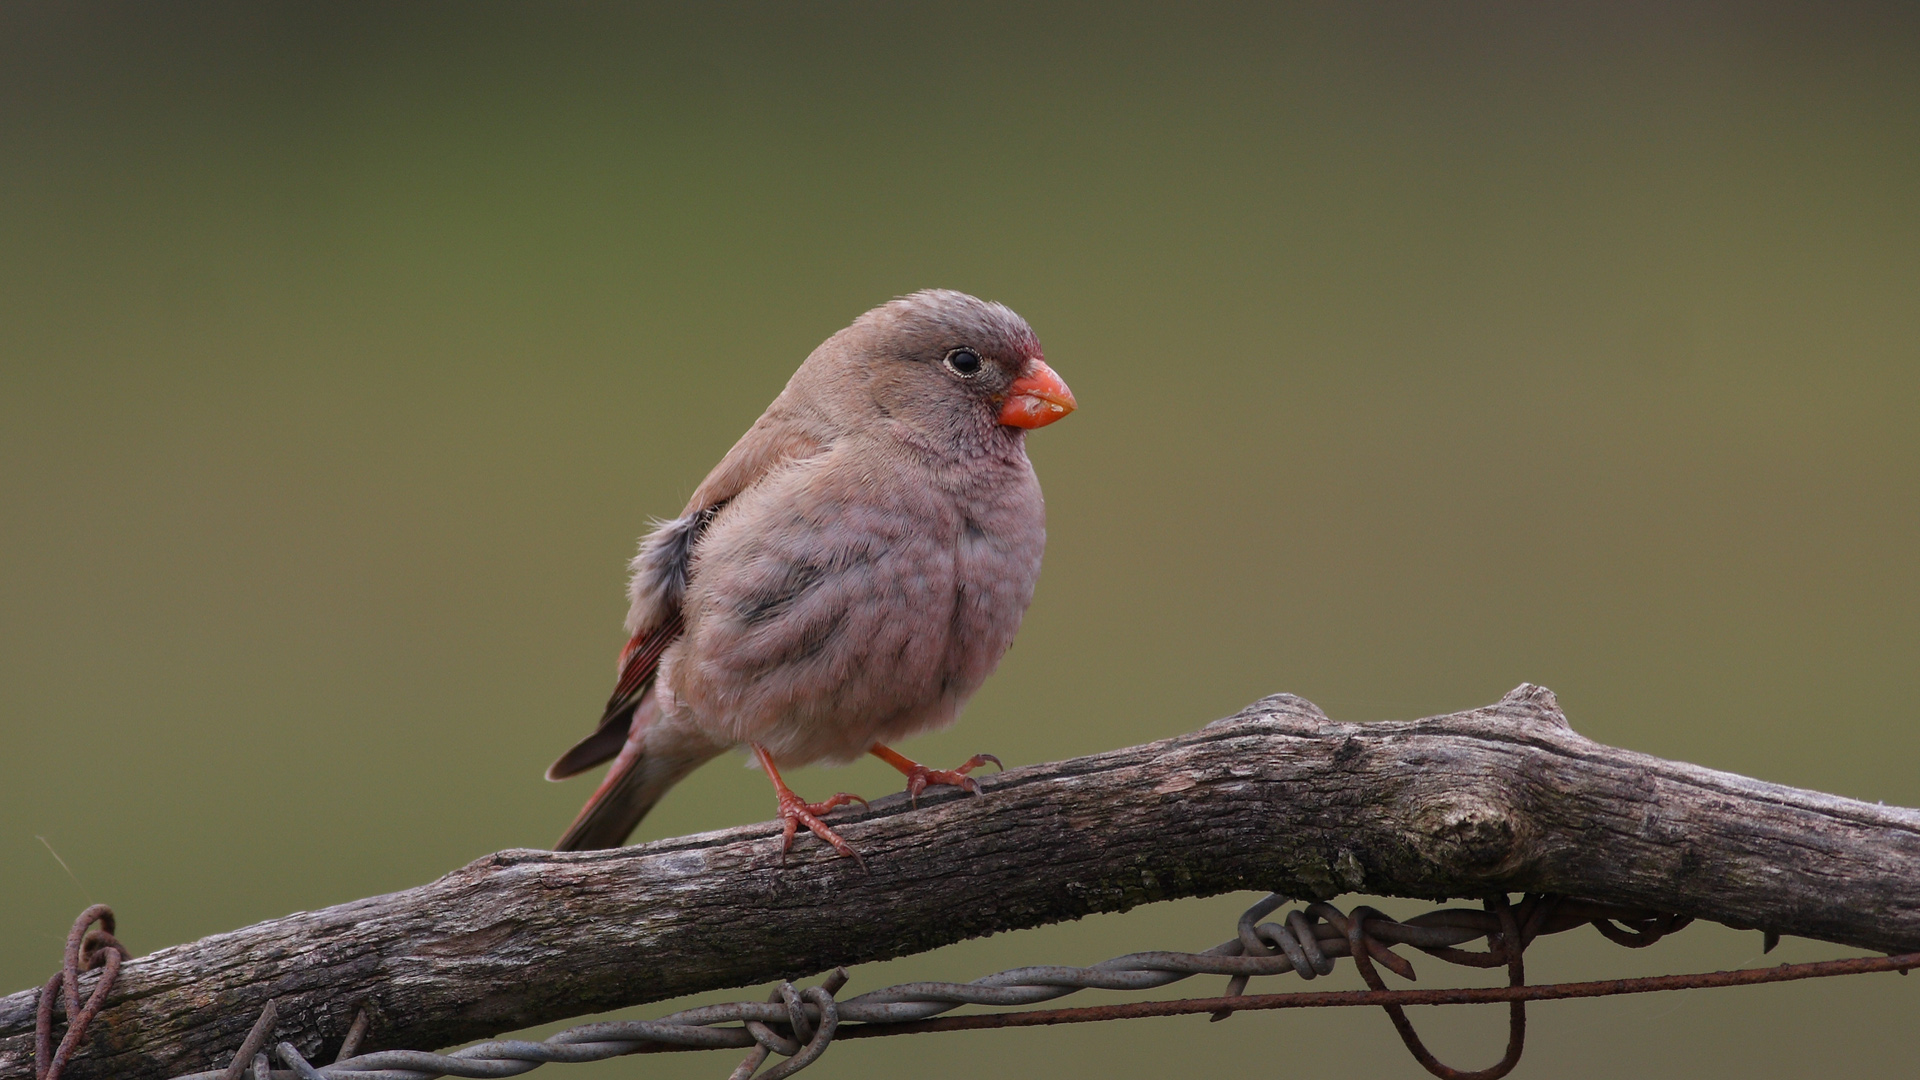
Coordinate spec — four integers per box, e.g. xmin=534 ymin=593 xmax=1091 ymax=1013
xmin=5 ymin=684 xmax=1918 ymax=1080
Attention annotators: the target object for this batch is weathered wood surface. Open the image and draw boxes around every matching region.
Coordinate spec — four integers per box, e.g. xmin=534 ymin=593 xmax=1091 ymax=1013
xmin=6 ymin=684 xmax=1919 ymax=1079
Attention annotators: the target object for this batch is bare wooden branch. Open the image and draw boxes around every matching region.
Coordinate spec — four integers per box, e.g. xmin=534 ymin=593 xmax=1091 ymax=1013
xmin=6 ymin=684 xmax=1918 ymax=1080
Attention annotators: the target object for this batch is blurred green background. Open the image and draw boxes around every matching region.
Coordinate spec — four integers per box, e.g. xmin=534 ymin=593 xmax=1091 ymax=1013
xmin=3 ymin=2 xmax=1917 ymax=1077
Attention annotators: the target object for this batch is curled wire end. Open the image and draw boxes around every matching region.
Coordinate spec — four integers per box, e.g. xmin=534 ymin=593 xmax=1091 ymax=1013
xmin=34 ymin=905 xmax=130 ymax=1080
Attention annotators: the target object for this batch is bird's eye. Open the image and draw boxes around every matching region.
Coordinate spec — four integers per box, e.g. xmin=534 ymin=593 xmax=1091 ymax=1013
xmin=944 ymin=348 xmax=984 ymax=377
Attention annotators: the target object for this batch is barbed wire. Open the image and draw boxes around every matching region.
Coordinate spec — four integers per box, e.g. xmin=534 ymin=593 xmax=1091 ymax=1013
xmin=33 ymin=896 xmax=1920 ymax=1080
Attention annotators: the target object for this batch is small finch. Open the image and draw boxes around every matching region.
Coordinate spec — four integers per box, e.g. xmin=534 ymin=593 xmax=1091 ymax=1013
xmin=548 ymin=290 xmax=1075 ymax=858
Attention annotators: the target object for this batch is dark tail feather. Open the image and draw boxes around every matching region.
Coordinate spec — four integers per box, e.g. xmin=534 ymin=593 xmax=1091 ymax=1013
xmin=546 ymin=710 xmax=633 ymax=781
xmin=553 ymin=734 xmax=720 ymax=851
xmin=554 ymin=750 xmax=664 ymax=851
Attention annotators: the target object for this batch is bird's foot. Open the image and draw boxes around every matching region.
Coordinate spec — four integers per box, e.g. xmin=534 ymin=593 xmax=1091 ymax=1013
xmin=753 ymin=742 xmax=867 ymax=865
xmin=775 ymin=786 xmax=868 ymax=864
xmin=870 ymin=745 xmax=1002 ymax=806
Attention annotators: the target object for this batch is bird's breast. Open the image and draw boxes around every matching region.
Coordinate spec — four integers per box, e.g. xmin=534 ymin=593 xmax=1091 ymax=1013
xmin=666 ymin=443 xmax=1045 ymax=763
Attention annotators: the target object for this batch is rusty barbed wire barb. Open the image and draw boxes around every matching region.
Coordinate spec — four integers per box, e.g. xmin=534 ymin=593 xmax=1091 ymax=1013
xmin=139 ymin=889 xmax=1894 ymax=1080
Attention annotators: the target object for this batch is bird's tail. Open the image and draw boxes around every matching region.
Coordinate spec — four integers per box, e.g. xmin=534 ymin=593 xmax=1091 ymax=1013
xmin=553 ymin=706 xmax=723 ymax=851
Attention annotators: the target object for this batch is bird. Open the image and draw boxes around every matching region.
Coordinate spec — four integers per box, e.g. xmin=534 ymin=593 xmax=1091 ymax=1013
xmin=546 ymin=289 xmax=1076 ymax=859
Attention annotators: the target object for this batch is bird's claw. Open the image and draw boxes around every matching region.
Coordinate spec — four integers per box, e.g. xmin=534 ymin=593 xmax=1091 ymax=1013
xmin=904 ymin=753 xmax=1003 ymax=806
xmin=776 ymin=788 xmax=868 ymax=865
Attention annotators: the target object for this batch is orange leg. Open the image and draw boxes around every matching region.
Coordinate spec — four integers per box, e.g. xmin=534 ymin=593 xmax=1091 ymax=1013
xmin=869 ymin=744 xmax=1003 ymax=806
xmin=751 ymin=743 xmax=867 ymax=863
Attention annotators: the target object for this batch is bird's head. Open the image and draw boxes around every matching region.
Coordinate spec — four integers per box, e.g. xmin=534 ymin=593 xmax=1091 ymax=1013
xmin=813 ymin=289 xmax=1076 ymax=444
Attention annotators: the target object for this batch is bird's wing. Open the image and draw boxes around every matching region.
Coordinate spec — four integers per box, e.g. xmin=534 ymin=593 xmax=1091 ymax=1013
xmin=683 ymin=401 xmax=828 ymax=516
xmin=547 ymin=403 xmax=829 ymax=782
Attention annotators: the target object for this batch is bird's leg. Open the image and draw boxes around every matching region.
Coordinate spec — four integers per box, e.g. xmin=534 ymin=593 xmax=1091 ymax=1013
xmin=751 ymin=742 xmax=867 ymax=863
xmin=869 ymin=744 xmax=1003 ymax=806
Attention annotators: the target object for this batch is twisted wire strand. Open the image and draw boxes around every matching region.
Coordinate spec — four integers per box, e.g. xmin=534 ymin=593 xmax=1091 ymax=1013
xmin=154 ymin=893 xmax=1701 ymax=1080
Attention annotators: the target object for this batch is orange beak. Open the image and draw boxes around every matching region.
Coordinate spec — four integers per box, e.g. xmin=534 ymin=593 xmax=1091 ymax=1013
xmin=998 ymin=359 xmax=1077 ymax=429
